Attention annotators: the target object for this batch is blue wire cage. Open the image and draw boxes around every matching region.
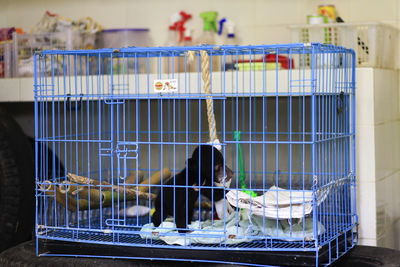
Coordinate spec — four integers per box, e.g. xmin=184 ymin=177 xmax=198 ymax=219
xmin=34 ymin=43 xmax=357 ymax=266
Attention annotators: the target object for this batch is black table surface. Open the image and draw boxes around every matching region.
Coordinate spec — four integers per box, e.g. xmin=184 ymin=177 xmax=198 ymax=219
xmin=1 ymin=240 xmax=399 ymax=267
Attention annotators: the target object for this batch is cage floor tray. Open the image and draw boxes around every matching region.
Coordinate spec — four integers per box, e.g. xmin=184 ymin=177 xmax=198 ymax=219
xmin=39 ymin=228 xmax=354 ymax=266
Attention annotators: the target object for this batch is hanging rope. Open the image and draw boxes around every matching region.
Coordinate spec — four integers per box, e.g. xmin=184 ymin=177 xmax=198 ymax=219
xmin=187 ymin=50 xmax=218 ymax=144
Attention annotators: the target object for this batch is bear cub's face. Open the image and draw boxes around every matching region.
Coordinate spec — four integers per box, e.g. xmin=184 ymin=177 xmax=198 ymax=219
xmin=189 ymin=145 xmax=233 ymax=188
xmin=213 ymin=162 xmax=233 ymax=187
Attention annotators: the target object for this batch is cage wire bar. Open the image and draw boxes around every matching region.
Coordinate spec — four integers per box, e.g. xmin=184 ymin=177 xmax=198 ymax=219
xmin=34 ymin=43 xmax=356 ymax=266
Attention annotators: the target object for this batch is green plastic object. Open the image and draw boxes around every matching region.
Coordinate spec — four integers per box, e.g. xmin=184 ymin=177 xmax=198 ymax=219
xmin=200 ymin=11 xmax=218 ymax=32
xmin=234 ymin=131 xmax=257 ymax=197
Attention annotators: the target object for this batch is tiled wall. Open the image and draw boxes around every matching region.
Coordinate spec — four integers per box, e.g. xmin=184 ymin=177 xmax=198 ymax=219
xmin=355 ymin=68 xmax=377 ymax=246
xmin=373 ymin=69 xmax=400 ymax=249
xmin=356 ymin=68 xmax=400 ymax=249
xmin=1 ymin=0 xmax=399 ymax=46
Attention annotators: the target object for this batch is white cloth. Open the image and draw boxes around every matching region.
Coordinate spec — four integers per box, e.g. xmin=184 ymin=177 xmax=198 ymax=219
xmin=139 ymin=209 xmax=324 ymax=245
xmin=120 ymin=205 xmax=151 ymax=217
xmin=226 ymin=186 xmax=329 ymax=219
xmin=140 ymin=211 xmax=249 ymax=245
xmin=214 ymin=199 xmax=225 ymax=220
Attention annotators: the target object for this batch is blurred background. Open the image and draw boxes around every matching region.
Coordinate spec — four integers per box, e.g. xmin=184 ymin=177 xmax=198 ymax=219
xmin=2 ymin=0 xmax=400 ymax=46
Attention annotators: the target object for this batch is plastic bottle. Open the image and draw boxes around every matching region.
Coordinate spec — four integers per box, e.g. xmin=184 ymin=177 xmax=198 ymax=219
xmin=218 ymin=18 xmax=236 ymax=45
xmin=198 ymin=11 xmax=219 ymax=71
xmin=218 ymin=18 xmax=236 ymax=70
xmin=217 ymin=18 xmax=226 ymax=45
xmin=176 ymin=11 xmax=192 ymax=44
xmin=199 ymin=11 xmax=218 ymax=45
xmin=183 ymin=28 xmax=193 ymax=46
xmin=180 ymin=28 xmax=193 ymax=72
xmin=176 ymin=11 xmax=193 ymax=73
xmin=225 ymin=20 xmax=236 ymax=45
xmin=177 ymin=26 xmax=197 ymax=73
xmin=165 ymin=12 xmax=180 ymax=47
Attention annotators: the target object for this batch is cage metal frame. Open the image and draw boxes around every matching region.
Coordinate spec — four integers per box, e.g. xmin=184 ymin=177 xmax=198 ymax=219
xmin=34 ymin=43 xmax=357 ymax=266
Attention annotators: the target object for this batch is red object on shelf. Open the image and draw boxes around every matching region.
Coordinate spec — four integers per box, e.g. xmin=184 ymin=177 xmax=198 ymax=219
xmin=46 ymin=10 xmax=58 ymax=17
xmin=177 ymin=11 xmax=192 ymax=43
xmin=169 ymin=11 xmax=192 ymax=43
xmin=169 ymin=24 xmax=178 ymax=31
xmin=236 ymin=54 xmax=294 ymax=69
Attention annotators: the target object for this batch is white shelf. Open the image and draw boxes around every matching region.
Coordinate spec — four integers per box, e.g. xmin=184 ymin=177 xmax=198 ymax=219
xmin=0 ymin=68 xmax=355 ymax=102
xmin=0 ymin=77 xmax=35 ymax=102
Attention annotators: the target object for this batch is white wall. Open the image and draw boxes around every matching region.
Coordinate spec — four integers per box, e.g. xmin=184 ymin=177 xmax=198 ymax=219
xmin=1 ymin=0 xmax=399 ymax=46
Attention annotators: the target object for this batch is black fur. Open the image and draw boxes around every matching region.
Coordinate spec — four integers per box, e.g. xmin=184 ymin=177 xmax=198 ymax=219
xmin=152 ymin=145 xmax=233 ymax=233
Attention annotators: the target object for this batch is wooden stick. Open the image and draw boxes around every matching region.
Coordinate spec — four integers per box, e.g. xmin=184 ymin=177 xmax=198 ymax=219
xmin=67 ymin=173 xmax=156 ymax=200
xmin=40 ymin=181 xmax=138 ymax=211
xmin=79 ymin=188 xmax=136 ymax=207
xmin=125 ymin=170 xmax=144 ymax=184
xmin=39 ymin=181 xmax=95 ymax=211
xmin=79 ymin=188 xmax=104 ymax=205
xmin=137 ymin=168 xmax=171 ymax=192
xmin=58 ymin=180 xmax=81 ymax=195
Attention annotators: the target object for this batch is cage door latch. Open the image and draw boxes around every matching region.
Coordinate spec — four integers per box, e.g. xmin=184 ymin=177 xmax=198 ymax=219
xmin=115 ymin=141 xmax=138 ymax=180
xmin=115 ymin=141 xmax=138 ymax=159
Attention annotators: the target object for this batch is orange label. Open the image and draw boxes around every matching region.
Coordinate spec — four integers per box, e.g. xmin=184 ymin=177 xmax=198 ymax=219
xmin=155 ymin=82 xmax=163 ymax=91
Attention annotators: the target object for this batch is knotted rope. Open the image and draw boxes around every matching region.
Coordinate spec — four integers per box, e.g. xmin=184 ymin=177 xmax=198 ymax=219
xmin=187 ymin=50 xmax=218 ymax=144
